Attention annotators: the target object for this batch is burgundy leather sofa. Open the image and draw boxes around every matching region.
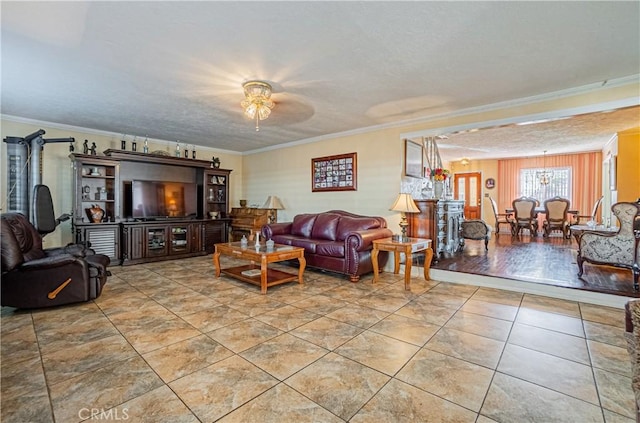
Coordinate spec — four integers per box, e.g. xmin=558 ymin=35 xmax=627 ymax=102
xmin=261 ymin=210 xmax=392 ymax=282
xmin=1 ymin=213 xmax=110 ymax=309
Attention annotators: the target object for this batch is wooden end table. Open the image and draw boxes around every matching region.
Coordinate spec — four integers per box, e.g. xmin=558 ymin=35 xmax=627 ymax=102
xmin=213 ymin=242 xmax=306 ymax=294
xmin=372 ymin=237 xmax=433 ymax=290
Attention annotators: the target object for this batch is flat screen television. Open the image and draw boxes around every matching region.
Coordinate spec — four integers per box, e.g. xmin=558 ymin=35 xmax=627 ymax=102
xmin=126 ymin=180 xmax=197 ymax=219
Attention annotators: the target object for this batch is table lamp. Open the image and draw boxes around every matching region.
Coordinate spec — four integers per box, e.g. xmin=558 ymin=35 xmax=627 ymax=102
xmin=262 ymin=195 xmax=284 ymax=224
xmin=390 ymin=193 xmax=420 ymax=242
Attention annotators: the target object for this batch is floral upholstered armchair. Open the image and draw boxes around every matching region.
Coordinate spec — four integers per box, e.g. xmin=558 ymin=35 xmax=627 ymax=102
xmin=577 ymin=202 xmax=640 ymax=290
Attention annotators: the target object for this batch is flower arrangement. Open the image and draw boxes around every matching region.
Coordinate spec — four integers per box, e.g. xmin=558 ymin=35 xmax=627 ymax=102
xmin=430 ymin=168 xmax=450 ymax=182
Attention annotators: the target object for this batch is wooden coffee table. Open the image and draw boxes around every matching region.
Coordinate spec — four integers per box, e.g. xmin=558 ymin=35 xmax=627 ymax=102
xmin=213 ymin=242 xmax=306 ymax=294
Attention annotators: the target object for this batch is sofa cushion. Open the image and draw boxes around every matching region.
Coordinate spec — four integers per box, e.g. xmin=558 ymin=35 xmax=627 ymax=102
xmin=336 ymin=216 xmax=382 ymax=240
xmin=311 ymin=213 xmax=340 ymax=241
xmin=271 ymin=235 xmax=295 ymax=246
xmin=291 ymin=214 xmax=317 ymax=238
xmin=316 ymin=241 xmax=345 ymax=258
xmin=290 ymin=238 xmax=319 ymax=254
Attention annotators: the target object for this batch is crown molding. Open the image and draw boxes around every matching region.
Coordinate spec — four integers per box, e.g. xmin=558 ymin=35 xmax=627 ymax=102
xmin=3 ymin=74 xmax=638 ymax=156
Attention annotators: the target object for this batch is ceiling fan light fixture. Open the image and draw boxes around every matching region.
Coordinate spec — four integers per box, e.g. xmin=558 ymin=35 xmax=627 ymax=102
xmin=241 ymin=80 xmax=275 ymax=131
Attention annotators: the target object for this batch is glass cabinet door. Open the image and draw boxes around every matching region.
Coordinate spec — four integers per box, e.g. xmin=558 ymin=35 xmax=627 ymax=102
xmin=170 ymin=226 xmax=189 ymax=254
xmin=147 ymin=227 xmax=167 ymax=256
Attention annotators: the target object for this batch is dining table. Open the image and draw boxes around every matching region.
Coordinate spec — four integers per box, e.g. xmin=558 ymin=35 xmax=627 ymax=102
xmin=505 ymin=207 xmax=579 ymax=217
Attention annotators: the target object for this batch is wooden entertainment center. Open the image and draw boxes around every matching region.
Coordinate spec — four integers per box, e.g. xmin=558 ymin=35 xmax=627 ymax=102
xmin=70 ymin=149 xmax=231 ymax=265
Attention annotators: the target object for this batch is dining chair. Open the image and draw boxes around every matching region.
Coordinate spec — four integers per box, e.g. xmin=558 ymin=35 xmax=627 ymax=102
xmin=543 ymin=196 xmax=571 ymax=238
xmin=487 ymin=196 xmax=512 ymax=235
xmin=573 ymin=195 xmax=604 ymax=225
xmin=508 ymin=196 xmax=539 ymax=236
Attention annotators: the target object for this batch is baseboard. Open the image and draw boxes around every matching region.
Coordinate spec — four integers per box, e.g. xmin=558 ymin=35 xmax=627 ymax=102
xmin=396 ymin=263 xmax=630 ymax=308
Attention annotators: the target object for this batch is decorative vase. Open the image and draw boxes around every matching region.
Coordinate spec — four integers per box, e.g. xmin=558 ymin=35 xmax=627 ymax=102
xmin=86 ymin=204 xmax=105 ymax=223
xmin=434 ymin=181 xmax=444 ymax=199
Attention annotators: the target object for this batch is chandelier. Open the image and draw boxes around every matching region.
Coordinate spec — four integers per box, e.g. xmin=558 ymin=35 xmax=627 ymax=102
xmin=538 ymin=150 xmax=551 ymax=185
xmin=240 ymin=80 xmax=275 ymax=132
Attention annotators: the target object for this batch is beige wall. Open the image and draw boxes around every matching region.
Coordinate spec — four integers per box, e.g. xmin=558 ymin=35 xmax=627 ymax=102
xmin=449 ymin=159 xmax=499 ymax=223
xmin=2 ymin=81 xmax=638 ymax=248
xmin=242 ymin=127 xmax=402 ymax=230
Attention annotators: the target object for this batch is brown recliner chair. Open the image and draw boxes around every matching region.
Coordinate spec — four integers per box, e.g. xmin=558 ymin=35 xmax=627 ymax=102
xmin=1 ymin=213 xmax=110 ymax=308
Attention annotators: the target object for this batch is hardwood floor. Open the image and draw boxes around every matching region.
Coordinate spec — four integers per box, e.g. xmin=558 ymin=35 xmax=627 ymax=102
xmin=427 ymin=231 xmax=639 ymax=298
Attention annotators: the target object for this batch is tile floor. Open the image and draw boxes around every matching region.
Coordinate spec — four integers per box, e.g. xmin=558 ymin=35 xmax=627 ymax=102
xmin=0 ymin=255 xmax=635 ymax=422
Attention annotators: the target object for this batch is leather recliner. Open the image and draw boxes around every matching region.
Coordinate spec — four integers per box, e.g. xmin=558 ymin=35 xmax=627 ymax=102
xmin=1 ymin=213 xmax=110 ymax=309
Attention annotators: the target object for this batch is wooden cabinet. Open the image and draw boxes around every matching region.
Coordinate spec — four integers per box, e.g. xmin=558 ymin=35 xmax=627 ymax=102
xmin=169 ymin=222 xmax=204 ymax=255
xmin=125 ymin=226 xmax=145 ymax=261
xmin=408 ymin=199 xmax=464 ymax=260
xmin=203 ymin=169 xmax=230 ymax=218
xmin=73 ymin=222 xmax=121 ymax=263
xmin=71 ymin=154 xmax=120 ymax=223
xmin=229 ymin=207 xmax=270 ymax=241
xmin=71 ymin=155 xmax=122 ymax=262
xmin=201 ymin=169 xmax=230 ymax=249
xmin=122 ymin=221 xmax=206 ymax=265
xmin=70 ymin=150 xmax=233 ymax=265
xmin=203 ymin=220 xmax=229 ymax=253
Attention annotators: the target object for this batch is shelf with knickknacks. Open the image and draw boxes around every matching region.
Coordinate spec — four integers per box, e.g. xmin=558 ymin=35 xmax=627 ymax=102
xmin=95 ymin=187 xmax=108 ymax=201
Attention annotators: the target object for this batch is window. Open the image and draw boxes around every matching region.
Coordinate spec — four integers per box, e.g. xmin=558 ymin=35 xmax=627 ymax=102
xmin=519 ymin=167 xmax=571 ymax=202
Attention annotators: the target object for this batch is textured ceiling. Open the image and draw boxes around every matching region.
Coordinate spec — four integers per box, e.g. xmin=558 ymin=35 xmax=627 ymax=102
xmin=433 ymin=105 xmax=640 ymax=161
xmin=1 ymin=2 xmax=639 ymax=160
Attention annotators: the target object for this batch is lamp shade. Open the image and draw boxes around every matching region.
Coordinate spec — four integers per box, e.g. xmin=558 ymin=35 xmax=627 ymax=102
xmin=262 ymin=195 xmax=284 ymax=209
xmin=390 ymin=193 xmax=419 ymax=213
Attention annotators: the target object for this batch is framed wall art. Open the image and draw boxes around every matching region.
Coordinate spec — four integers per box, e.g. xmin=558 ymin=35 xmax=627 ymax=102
xmin=485 ymin=178 xmax=496 ymax=189
xmin=404 ymin=139 xmax=423 ymax=178
xmin=312 ymin=152 xmax=357 ymax=192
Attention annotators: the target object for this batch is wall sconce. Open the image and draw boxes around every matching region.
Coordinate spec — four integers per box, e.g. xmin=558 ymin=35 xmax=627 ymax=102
xmin=460 ymin=158 xmax=470 ymax=166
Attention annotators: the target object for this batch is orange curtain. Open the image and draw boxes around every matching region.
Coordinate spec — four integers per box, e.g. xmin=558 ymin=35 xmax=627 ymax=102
xmin=497 ymin=151 xmax=602 ymax=217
